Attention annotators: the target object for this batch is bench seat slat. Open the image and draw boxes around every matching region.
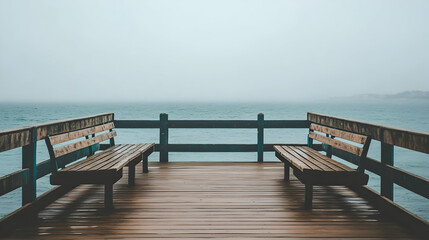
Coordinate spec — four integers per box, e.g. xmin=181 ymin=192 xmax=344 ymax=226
xmin=50 ymin=144 xmax=155 ymax=185
xmin=63 ymin=144 xmax=139 ymax=172
xmin=309 ymin=132 xmax=363 ymax=156
xmin=109 ymin=143 xmax=155 ymax=171
xmin=274 ymin=146 xmax=311 ymax=171
xmin=274 ymin=145 xmax=369 ymax=185
xmin=289 ymin=147 xmax=337 ymax=171
xmin=91 ymin=144 xmax=144 ymax=171
xmin=281 ymin=146 xmax=326 ymax=171
xmin=53 ymin=131 xmax=117 ymax=158
xmin=296 ymin=146 xmax=355 ymax=172
xmin=77 ymin=144 xmax=139 ymax=172
xmin=310 ymin=123 xmax=367 ymax=144
xmin=62 ymin=144 xmax=128 ymax=171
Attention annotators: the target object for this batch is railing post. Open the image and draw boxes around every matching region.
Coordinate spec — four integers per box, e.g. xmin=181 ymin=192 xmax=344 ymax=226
xmin=22 ymin=127 xmax=37 ymax=205
xmin=257 ymin=113 xmax=264 ymax=163
xmin=160 ymin=113 xmax=169 ymax=162
xmin=381 ymin=142 xmax=394 ymax=200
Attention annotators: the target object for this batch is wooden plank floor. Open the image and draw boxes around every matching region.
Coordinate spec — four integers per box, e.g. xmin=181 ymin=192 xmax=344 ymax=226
xmin=6 ymin=162 xmax=418 ymax=239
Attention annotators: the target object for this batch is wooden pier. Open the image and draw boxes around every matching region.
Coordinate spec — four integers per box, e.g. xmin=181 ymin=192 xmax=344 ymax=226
xmin=0 ymin=112 xmax=428 ymax=238
xmin=4 ymin=162 xmax=419 ymax=239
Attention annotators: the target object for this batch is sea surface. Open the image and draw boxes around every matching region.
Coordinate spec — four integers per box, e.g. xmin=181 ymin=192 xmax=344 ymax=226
xmin=0 ymin=101 xmax=428 ymax=220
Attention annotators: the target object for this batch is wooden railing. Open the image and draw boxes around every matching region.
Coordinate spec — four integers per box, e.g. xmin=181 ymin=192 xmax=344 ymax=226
xmin=114 ymin=113 xmax=310 ymax=162
xmin=0 ymin=113 xmax=114 ymax=205
xmin=0 ymin=112 xmax=428 ymax=232
xmin=307 ymin=112 xmax=429 ymax=201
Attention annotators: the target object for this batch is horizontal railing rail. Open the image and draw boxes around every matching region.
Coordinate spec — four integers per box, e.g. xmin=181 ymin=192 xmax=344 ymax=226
xmin=115 ymin=119 xmax=308 ymax=128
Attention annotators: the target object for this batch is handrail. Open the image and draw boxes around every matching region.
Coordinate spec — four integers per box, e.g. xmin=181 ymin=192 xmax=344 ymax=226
xmin=0 ymin=113 xmax=114 ymax=152
xmin=308 ymin=112 xmax=429 ymax=154
xmin=0 ymin=113 xmax=114 ymax=205
xmin=308 ymin=112 xmax=429 ymax=201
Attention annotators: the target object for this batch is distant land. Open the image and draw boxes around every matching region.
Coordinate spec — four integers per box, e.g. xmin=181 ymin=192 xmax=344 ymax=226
xmin=331 ymin=91 xmax=429 ymax=101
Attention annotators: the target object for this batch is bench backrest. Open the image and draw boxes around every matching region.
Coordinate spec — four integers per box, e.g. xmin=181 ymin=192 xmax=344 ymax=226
xmin=307 ymin=123 xmax=371 ymax=172
xmin=45 ymin=122 xmax=116 ymax=173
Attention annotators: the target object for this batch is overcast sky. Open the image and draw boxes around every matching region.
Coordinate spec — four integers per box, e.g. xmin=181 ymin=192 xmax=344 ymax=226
xmin=0 ymin=0 xmax=428 ymax=102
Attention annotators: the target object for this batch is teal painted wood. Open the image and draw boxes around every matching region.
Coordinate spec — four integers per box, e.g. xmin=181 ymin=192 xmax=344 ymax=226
xmin=21 ymin=127 xmax=37 ymax=205
xmin=114 ymin=120 xmax=309 ymax=129
xmin=160 ymin=113 xmax=168 ymax=162
xmin=307 ymin=134 xmax=313 ymax=148
xmin=326 ymin=134 xmax=333 ymax=158
xmin=85 ymin=135 xmax=94 ymax=156
xmin=0 ymin=169 xmax=29 ymax=197
xmin=264 ymin=120 xmax=309 ymax=128
xmin=114 ymin=120 xmax=160 ymax=128
xmin=257 ymin=113 xmax=264 ymax=162
xmin=109 ymin=129 xmax=115 ymax=147
xmin=167 ymin=144 xmax=257 ymax=152
xmin=169 ymin=120 xmax=256 ymax=128
xmin=155 ymin=143 xmax=312 ymax=152
xmin=330 ymin=147 xmax=428 ymax=199
xmin=392 ymin=164 xmax=429 ymax=199
xmin=109 ymin=113 xmax=115 ymax=147
xmin=381 ymin=143 xmax=394 ymax=200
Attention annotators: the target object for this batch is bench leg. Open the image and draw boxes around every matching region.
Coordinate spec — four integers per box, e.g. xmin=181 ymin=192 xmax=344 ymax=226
xmin=284 ymin=162 xmax=290 ymax=182
xmin=128 ymin=165 xmax=135 ymax=186
xmin=143 ymin=155 xmax=149 ymax=173
xmin=305 ymin=184 xmax=313 ymax=209
xmin=105 ymin=183 xmax=113 ymax=209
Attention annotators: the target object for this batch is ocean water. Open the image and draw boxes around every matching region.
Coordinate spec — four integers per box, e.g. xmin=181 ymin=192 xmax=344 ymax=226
xmin=0 ymin=101 xmax=428 ymax=220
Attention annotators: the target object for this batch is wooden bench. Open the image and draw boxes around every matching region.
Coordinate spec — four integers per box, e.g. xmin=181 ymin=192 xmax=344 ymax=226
xmin=274 ymin=123 xmax=371 ymax=209
xmin=45 ymin=122 xmax=155 ymax=209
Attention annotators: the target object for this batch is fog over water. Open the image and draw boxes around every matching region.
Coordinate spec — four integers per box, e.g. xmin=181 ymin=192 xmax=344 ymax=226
xmin=1 ymin=0 xmax=428 ymax=102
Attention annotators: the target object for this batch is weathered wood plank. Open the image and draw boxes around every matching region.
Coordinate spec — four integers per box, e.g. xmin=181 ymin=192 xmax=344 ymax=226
xmin=82 ymin=144 xmax=141 ymax=171
xmin=309 ymin=132 xmax=363 ymax=156
xmin=281 ymin=146 xmax=324 ymax=171
xmin=292 ymin=147 xmax=343 ymax=171
xmin=308 ymin=112 xmax=429 ymax=154
xmin=299 ymin=146 xmax=353 ymax=172
xmin=35 ymin=113 xmax=114 ymax=141
xmin=0 ymin=169 xmax=29 ymax=196
xmin=0 ymin=128 xmax=32 ymax=152
xmin=61 ymin=145 xmax=129 ymax=172
xmin=49 ymin=122 xmax=114 ymax=145
xmin=310 ymin=123 xmax=367 ymax=144
xmin=52 ymin=131 xmax=116 ymax=158
xmin=110 ymin=143 xmax=155 ymax=170
xmin=273 ymin=146 xmax=309 ymax=171
xmin=0 ymin=113 xmax=113 ymax=152
xmin=4 ymin=162 xmax=421 ymax=239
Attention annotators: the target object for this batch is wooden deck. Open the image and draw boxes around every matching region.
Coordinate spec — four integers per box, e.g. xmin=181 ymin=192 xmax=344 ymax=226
xmin=6 ymin=162 xmax=418 ymax=239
